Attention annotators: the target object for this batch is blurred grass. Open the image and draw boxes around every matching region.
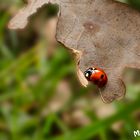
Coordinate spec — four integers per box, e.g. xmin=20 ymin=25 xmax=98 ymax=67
xmin=0 ymin=0 xmax=139 ymax=140
xmin=51 ymin=96 xmax=140 ymax=140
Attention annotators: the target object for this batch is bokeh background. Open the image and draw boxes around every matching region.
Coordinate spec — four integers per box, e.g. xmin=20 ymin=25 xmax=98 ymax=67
xmin=0 ymin=0 xmax=140 ymax=140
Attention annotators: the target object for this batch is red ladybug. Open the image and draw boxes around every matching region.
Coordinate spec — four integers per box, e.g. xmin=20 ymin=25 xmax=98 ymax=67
xmin=84 ymin=67 xmax=108 ymax=87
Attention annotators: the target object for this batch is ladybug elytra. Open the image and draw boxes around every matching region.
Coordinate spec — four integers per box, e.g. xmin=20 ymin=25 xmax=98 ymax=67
xmin=84 ymin=67 xmax=108 ymax=88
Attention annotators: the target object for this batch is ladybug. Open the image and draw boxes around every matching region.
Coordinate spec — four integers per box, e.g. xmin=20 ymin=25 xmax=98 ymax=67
xmin=84 ymin=67 xmax=108 ymax=88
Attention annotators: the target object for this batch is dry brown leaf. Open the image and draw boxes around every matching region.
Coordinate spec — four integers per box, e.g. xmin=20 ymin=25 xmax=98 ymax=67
xmin=8 ymin=0 xmax=60 ymax=29
xmin=9 ymin=0 xmax=140 ymax=103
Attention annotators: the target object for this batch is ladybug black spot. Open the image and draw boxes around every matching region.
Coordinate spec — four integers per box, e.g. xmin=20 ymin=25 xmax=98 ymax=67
xmin=101 ymin=74 xmax=104 ymax=79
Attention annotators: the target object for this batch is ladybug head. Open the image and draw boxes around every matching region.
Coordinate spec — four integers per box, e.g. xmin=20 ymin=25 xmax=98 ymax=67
xmin=84 ymin=67 xmax=94 ymax=80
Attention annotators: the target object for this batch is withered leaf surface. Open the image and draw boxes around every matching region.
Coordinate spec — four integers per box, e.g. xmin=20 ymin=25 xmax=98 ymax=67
xmin=9 ymin=0 xmax=140 ymax=103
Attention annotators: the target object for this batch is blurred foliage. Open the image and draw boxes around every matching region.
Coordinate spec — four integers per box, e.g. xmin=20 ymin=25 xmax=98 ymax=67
xmin=127 ymin=0 xmax=140 ymax=10
xmin=0 ymin=0 xmax=140 ymax=140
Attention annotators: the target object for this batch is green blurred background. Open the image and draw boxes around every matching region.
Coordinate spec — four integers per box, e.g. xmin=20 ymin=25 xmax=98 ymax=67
xmin=0 ymin=0 xmax=140 ymax=140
